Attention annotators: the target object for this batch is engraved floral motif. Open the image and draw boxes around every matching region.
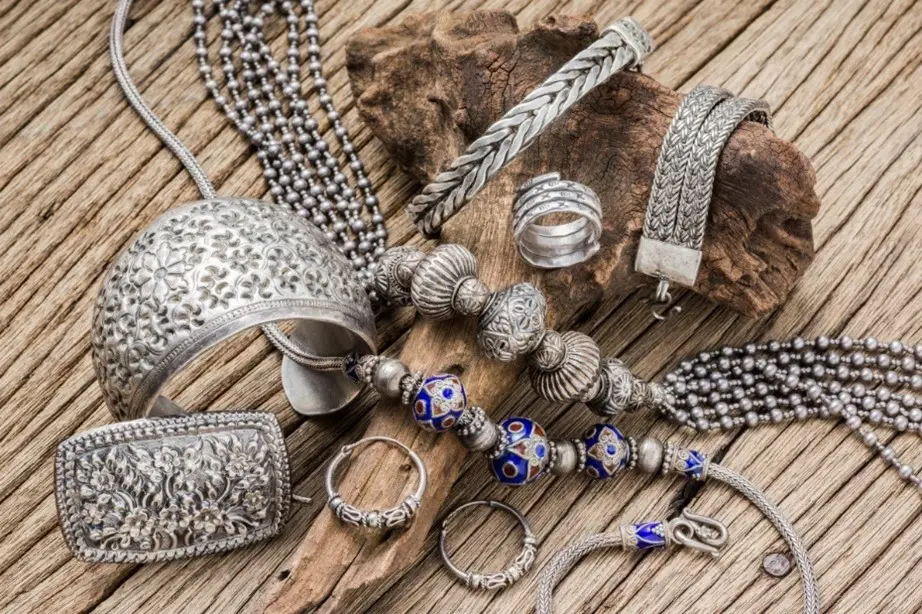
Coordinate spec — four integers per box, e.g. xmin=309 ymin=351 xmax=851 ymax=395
xmin=55 ymin=412 xmax=290 ymax=563
xmin=92 ymin=198 xmax=373 ymax=420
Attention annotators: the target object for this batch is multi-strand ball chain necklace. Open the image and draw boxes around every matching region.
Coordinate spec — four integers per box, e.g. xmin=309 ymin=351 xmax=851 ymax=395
xmin=192 ymin=0 xmax=387 ymax=365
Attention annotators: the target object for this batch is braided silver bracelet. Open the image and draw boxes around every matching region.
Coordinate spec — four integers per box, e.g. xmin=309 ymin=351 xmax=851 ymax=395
xmin=636 ymin=86 xmax=773 ymax=316
xmin=406 ymin=17 xmax=653 ymax=237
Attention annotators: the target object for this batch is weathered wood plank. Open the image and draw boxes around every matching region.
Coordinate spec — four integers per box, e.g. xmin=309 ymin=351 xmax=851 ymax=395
xmin=1 ymin=0 xmax=921 ymax=612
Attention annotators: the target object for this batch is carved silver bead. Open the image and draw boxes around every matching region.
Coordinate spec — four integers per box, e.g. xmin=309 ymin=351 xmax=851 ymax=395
xmin=588 ymin=358 xmax=636 ymax=418
xmin=528 ymin=330 xmax=568 ymax=372
xmin=530 ymin=331 xmax=601 ymax=402
xmin=550 ymin=439 xmax=579 ymax=476
xmin=636 ymin=436 xmax=664 ymax=474
xmin=453 ymin=276 xmax=491 ymax=316
xmin=477 ymin=283 xmax=547 ymax=362
xmin=411 ymin=244 xmax=478 ymax=320
xmin=372 ymin=358 xmax=410 ymax=399
xmin=374 ymin=246 xmax=425 ymax=305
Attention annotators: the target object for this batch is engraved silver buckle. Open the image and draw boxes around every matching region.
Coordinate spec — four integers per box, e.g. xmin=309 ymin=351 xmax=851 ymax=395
xmin=55 ymin=412 xmax=294 ymax=564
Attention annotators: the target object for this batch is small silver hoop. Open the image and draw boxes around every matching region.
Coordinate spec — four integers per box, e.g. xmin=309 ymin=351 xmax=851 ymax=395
xmin=512 ymin=173 xmax=603 ymax=270
xmin=325 ymin=436 xmax=427 ymax=530
xmin=439 ymin=500 xmax=538 ymax=590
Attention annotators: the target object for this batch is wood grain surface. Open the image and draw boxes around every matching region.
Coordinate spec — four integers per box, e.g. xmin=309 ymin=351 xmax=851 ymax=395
xmin=1 ymin=0 xmax=921 ymax=613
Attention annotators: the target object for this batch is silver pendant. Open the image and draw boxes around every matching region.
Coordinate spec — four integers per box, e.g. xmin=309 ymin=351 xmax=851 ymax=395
xmin=55 ymin=412 xmax=302 ymax=564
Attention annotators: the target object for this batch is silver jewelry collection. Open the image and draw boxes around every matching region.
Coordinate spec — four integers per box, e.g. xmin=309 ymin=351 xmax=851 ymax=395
xmin=636 ymin=84 xmax=773 ymax=317
xmin=512 ymin=173 xmax=603 ymax=269
xmin=52 ymin=0 xmax=907 ymax=610
xmin=325 ymin=436 xmax=427 ymax=530
xmin=406 ymin=18 xmax=653 ymax=238
xmin=439 ymin=500 xmax=537 ymax=590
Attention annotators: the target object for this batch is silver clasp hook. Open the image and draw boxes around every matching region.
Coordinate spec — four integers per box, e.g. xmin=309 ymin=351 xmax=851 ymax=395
xmin=650 ymin=277 xmax=682 ymax=321
xmin=667 ymin=509 xmax=729 ymax=557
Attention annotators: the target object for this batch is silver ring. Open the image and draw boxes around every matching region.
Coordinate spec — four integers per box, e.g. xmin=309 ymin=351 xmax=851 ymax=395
xmin=513 ymin=173 xmax=603 ymax=269
xmin=439 ymin=500 xmax=538 ymax=590
xmin=325 ymin=436 xmax=427 ymax=530
xmin=91 ymin=197 xmax=376 ymax=421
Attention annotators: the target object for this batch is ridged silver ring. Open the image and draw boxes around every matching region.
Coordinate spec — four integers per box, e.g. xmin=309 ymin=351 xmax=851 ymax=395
xmin=512 ymin=173 xmax=603 ymax=269
xmin=91 ymin=197 xmax=376 ymax=421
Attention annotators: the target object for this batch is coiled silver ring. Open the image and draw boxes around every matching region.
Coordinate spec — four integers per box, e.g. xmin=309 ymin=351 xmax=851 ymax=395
xmin=512 ymin=173 xmax=603 ymax=269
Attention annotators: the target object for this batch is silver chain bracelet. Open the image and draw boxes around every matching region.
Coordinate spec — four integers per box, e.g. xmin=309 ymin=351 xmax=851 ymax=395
xmin=636 ymin=85 xmax=772 ymax=318
xmin=407 ymin=18 xmax=653 ymax=237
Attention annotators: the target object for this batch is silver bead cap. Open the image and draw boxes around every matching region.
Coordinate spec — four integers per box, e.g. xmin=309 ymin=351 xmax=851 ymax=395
xmin=91 ymin=198 xmax=376 ymax=420
xmin=54 ymin=411 xmax=291 ymax=564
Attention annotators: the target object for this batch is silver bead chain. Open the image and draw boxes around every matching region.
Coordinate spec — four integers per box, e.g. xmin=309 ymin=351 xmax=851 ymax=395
xmin=663 ymin=336 xmax=922 ymax=488
xmin=192 ymin=0 xmax=387 ymax=303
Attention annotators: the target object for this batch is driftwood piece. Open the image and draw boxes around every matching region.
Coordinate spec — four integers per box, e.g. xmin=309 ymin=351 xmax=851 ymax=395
xmin=264 ymin=11 xmax=820 ymax=613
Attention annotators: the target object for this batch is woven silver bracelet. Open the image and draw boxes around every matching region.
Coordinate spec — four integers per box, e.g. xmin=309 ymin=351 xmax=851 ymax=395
xmin=636 ymin=86 xmax=773 ymax=314
xmin=407 ymin=17 xmax=653 ymax=238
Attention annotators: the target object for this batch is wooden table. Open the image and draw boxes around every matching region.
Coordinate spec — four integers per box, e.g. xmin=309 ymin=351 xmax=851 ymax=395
xmin=2 ymin=0 xmax=922 ymax=612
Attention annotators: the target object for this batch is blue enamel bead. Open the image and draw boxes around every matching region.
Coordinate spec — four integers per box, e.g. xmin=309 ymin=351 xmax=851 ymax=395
xmin=412 ymin=374 xmax=466 ymax=432
xmin=626 ymin=521 xmax=667 ymax=550
xmin=680 ymin=449 xmax=707 ymax=479
xmin=490 ymin=417 xmax=549 ymax=486
xmin=582 ymin=423 xmax=630 ymax=480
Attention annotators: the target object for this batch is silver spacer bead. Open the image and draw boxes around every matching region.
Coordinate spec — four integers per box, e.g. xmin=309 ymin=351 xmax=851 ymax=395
xmin=477 ymin=283 xmax=547 ymax=362
xmin=587 ymin=358 xmax=636 ymax=418
xmin=635 ymin=436 xmax=664 ymax=474
xmin=452 ymin=276 xmax=491 ymax=316
xmin=529 ymin=331 xmax=601 ymax=403
xmin=549 ymin=439 xmax=579 ymax=476
xmin=454 ymin=407 xmax=500 ymax=453
xmin=528 ymin=330 xmax=568 ymax=372
xmin=372 ymin=358 xmax=410 ymax=399
xmin=411 ymin=244 xmax=478 ymax=320
xmin=374 ymin=246 xmax=425 ymax=306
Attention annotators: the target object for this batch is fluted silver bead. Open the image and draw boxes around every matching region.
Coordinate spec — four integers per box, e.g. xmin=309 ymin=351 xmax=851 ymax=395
xmin=587 ymin=358 xmax=636 ymax=418
xmin=550 ymin=439 xmax=579 ymax=476
xmin=635 ymin=436 xmax=664 ymax=474
xmin=372 ymin=358 xmax=410 ymax=399
xmin=411 ymin=244 xmax=478 ymax=320
xmin=530 ymin=331 xmax=601 ymax=402
xmin=477 ymin=283 xmax=547 ymax=362
xmin=374 ymin=246 xmax=425 ymax=305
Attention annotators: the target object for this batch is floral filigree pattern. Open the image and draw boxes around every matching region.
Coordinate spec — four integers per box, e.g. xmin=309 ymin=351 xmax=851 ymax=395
xmin=91 ymin=198 xmax=373 ymax=420
xmin=55 ymin=412 xmax=290 ymax=563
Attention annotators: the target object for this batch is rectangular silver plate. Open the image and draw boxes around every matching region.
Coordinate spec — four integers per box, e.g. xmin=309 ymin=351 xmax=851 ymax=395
xmin=55 ymin=411 xmax=290 ymax=564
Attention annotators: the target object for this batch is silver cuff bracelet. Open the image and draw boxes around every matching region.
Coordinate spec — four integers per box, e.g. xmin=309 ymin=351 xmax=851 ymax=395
xmin=513 ymin=173 xmax=603 ymax=269
xmin=91 ymin=198 xmax=376 ymax=420
xmin=407 ymin=17 xmax=653 ymax=238
xmin=636 ymin=86 xmax=773 ymax=313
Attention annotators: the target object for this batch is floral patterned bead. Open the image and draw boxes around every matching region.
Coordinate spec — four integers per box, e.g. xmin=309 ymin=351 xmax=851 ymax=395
xmin=413 ymin=374 xmax=467 ymax=432
xmin=582 ymin=423 xmax=630 ymax=480
xmin=490 ymin=417 xmax=549 ymax=486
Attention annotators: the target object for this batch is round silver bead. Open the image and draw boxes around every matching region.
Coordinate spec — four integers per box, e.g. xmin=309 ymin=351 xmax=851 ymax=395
xmin=635 ymin=436 xmax=664 ymax=474
xmin=452 ymin=276 xmax=491 ymax=316
xmin=374 ymin=246 xmax=425 ymax=306
xmin=587 ymin=358 xmax=635 ymax=417
xmin=530 ymin=331 xmax=601 ymax=403
xmin=476 ymin=283 xmax=547 ymax=362
xmin=372 ymin=358 xmax=410 ymax=399
xmin=411 ymin=244 xmax=478 ymax=320
xmin=454 ymin=407 xmax=500 ymax=453
xmin=550 ymin=440 xmax=579 ymax=476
